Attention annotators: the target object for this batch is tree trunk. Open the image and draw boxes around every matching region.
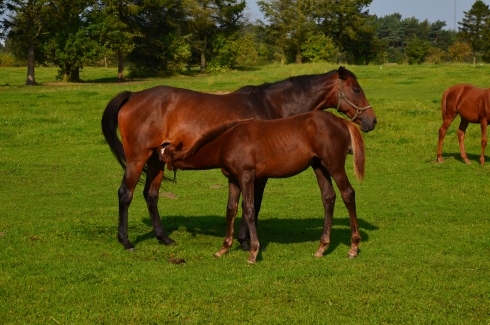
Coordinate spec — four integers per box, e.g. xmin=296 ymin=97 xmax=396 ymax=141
xmin=200 ymin=34 xmax=207 ymax=73
xmin=71 ymin=67 xmax=80 ymax=82
xmin=200 ymin=51 xmax=206 ymax=73
xmin=117 ymin=49 xmax=125 ymax=81
xmin=25 ymin=45 xmax=36 ymax=85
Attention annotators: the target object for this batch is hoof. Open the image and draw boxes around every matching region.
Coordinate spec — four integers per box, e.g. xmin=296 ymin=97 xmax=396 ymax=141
xmin=126 ymin=247 xmax=135 ymax=252
xmin=347 ymin=253 xmax=358 ymax=259
xmin=247 ymin=258 xmax=256 ymax=264
xmin=314 ymin=252 xmax=323 ymax=258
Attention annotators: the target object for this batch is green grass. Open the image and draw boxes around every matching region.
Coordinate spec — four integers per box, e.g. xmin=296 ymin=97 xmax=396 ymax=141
xmin=1 ymin=63 xmax=489 ymax=324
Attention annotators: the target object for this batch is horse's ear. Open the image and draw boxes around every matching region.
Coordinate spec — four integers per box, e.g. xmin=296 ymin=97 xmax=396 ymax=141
xmin=338 ymin=66 xmax=347 ymax=80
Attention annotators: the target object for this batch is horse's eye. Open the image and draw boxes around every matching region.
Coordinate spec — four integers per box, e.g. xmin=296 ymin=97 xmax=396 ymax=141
xmin=353 ymin=88 xmax=360 ymax=93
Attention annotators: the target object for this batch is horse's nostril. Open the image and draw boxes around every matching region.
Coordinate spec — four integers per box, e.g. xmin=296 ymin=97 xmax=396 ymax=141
xmin=373 ymin=118 xmax=377 ymax=127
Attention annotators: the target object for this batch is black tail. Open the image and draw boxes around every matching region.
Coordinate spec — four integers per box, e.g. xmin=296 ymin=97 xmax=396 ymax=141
xmin=101 ymin=91 xmax=132 ymax=171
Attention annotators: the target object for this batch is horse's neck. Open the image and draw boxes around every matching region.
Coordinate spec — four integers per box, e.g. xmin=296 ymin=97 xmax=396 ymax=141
xmin=174 ymin=141 xmax=223 ymax=170
xmin=265 ymin=75 xmax=338 ymax=116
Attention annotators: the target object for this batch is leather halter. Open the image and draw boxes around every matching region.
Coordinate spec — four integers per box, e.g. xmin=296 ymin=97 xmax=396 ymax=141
xmin=336 ymin=79 xmax=372 ymax=122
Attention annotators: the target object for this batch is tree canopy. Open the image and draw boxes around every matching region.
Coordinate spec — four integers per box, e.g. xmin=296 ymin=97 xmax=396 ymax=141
xmin=1 ymin=0 xmax=489 ymax=83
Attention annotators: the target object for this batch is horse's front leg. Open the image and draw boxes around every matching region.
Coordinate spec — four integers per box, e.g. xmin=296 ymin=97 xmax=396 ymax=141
xmin=332 ymin=170 xmax=360 ymax=258
xmin=239 ymin=172 xmax=260 ymax=263
xmin=457 ymin=119 xmax=471 ymax=164
xmin=480 ymin=118 xmax=488 ymax=166
xmin=311 ymin=163 xmax=336 ymax=257
xmin=215 ymin=178 xmax=241 ymax=257
xmin=144 ymin=157 xmax=175 ymax=246
xmin=238 ymin=177 xmax=268 ymax=251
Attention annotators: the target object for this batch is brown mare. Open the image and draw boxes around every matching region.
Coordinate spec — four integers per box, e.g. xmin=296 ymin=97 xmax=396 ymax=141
xmin=101 ymin=67 xmax=376 ymax=252
xmin=437 ymin=84 xmax=490 ymax=165
xmin=159 ymin=111 xmax=365 ymax=263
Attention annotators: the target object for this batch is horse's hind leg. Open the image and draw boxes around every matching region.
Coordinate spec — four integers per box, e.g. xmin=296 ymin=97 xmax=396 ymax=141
xmin=215 ymin=178 xmax=241 ymax=257
xmin=457 ymin=118 xmax=471 ymax=164
xmin=118 ymin=161 xmax=146 ymax=250
xmin=331 ymin=169 xmax=360 ymax=259
xmin=311 ymin=162 xmax=335 ymax=258
xmin=144 ymin=156 xmax=175 ymax=245
xmin=480 ymin=119 xmax=488 ymax=166
xmin=237 ymin=177 xmax=268 ymax=251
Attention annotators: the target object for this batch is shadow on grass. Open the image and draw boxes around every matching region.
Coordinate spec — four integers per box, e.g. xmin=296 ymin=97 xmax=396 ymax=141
xmin=440 ymin=152 xmax=489 ymax=165
xmin=133 ymin=215 xmax=379 ymax=256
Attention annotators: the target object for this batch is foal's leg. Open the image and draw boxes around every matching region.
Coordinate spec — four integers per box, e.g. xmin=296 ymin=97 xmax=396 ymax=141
xmin=143 ymin=156 xmax=175 ymax=245
xmin=215 ymin=178 xmax=241 ymax=257
xmin=118 ymin=160 xmax=147 ymax=250
xmin=239 ymin=172 xmax=260 ymax=263
xmin=480 ymin=118 xmax=488 ymax=166
xmin=330 ymin=169 xmax=360 ymax=258
xmin=457 ymin=118 xmax=471 ymax=164
xmin=237 ymin=177 xmax=268 ymax=251
xmin=311 ymin=163 xmax=336 ymax=258
xmin=437 ymin=113 xmax=458 ymax=163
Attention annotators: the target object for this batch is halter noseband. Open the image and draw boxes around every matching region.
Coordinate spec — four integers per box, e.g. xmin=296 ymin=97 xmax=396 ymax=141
xmin=336 ymin=79 xmax=372 ymax=122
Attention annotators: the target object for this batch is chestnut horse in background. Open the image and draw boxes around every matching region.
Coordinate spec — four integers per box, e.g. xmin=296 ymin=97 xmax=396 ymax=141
xmin=101 ymin=67 xmax=377 ymax=252
xmin=437 ymin=84 xmax=489 ymax=165
xmin=159 ymin=111 xmax=365 ymax=263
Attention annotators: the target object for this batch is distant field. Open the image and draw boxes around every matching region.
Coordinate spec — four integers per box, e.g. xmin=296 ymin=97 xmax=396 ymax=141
xmin=0 ymin=63 xmax=489 ymax=324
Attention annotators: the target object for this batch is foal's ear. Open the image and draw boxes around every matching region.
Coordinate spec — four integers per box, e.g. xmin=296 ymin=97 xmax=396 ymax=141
xmin=338 ymin=66 xmax=347 ymax=80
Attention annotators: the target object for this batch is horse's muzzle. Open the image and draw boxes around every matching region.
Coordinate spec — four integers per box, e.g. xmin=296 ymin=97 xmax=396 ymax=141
xmin=360 ymin=117 xmax=377 ymax=132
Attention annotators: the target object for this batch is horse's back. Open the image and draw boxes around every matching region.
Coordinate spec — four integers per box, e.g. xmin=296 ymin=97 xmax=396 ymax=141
xmin=442 ymin=84 xmax=485 ymax=122
xmin=221 ymin=111 xmax=349 ymax=178
xmin=117 ymin=85 xmax=266 ymax=151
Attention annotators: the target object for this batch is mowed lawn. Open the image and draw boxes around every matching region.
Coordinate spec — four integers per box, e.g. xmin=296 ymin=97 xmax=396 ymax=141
xmin=0 ymin=63 xmax=489 ymax=324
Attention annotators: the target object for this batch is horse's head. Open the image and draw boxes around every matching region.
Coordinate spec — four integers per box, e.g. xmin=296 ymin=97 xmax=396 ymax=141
xmin=158 ymin=143 xmax=177 ymax=171
xmin=336 ymin=67 xmax=377 ymax=132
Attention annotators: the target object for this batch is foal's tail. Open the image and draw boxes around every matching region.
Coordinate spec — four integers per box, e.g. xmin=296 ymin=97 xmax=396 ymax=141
xmin=101 ymin=91 xmax=132 ymax=170
xmin=346 ymin=121 xmax=365 ymax=182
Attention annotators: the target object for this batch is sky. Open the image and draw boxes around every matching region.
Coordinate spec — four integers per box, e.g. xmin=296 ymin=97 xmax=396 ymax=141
xmin=245 ymin=0 xmax=490 ymax=31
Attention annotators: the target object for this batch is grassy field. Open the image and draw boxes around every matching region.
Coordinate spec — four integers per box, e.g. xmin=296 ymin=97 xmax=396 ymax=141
xmin=1 ymin=63 xmax=489 ymax=324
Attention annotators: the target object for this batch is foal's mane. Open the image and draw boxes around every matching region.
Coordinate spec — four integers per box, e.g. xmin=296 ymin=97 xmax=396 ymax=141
xmin=174 ymin=119 xmax=252 ymax=161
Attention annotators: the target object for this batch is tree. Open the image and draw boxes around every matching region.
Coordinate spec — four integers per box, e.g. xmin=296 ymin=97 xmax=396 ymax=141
xmin=97 ymin=0 xmax=138 ymax=80
xmin=0 ymin=0 xmax=48 ymax=85
xmin=258 ymin=0 xmax=316 ymax=64
xmin=448 ymin=41 xmax=472 ymax=62
xmin=40 ymin=0 xmax=105 ymax=82
xmin=126 ymin=0 xmax=187 ymax=77
xmin=185 ymin=0 xmax=245 ymax=72
xmin=315 ymin=0 xmax=373 ymax=63
xmin=459 ymin=0 xmax=490 ymax=64
xmin=405 ymin=37 xmax=430 ymax=64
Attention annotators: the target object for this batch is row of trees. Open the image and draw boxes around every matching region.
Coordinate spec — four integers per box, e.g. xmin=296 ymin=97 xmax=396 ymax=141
xmin=1 ymin=0 xmax=490 ymax=85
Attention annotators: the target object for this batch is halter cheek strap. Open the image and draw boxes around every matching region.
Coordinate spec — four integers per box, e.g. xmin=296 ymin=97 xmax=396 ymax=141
xmin=337 ymin=79 xmax=372 ymax=122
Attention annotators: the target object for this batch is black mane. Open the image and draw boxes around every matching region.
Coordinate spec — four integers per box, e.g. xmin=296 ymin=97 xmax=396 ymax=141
xmin=233 ymin=69 xmax=339 ymax=96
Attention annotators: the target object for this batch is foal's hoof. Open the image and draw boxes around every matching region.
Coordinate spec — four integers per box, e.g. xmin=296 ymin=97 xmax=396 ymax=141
xmin=126 ymin=247 xmax=135 ymax=252
xmin=347 ymin=253 xmax=358 ymax=259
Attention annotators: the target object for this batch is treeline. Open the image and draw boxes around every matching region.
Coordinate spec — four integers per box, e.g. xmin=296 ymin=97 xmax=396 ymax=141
xmin=1 ymin=0 xmax=490 ymax=85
